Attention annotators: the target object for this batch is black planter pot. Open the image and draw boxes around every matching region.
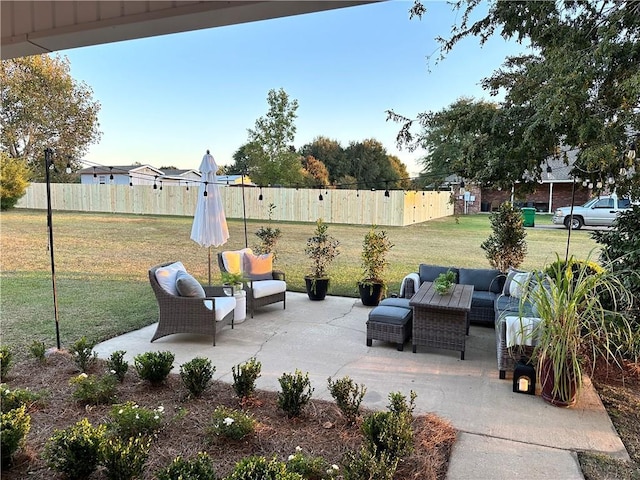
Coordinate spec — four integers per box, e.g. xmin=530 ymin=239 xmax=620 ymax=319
xmin=358 ymin=282 xmax=384 ymax=306
xmin=305 ymin=277 xmax=330 ymax=301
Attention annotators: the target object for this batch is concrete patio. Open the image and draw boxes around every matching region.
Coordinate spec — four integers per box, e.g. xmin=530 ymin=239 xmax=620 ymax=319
xmin=94 ymin=292 xmax=628 ymax=479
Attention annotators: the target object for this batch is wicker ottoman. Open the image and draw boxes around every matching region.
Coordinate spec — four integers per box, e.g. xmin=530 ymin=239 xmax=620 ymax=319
xmin=366 ymin=305 xmax=413 ymax=351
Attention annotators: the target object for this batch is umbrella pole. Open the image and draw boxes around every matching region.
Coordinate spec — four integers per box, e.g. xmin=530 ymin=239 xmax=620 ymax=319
xmin=242 ymin=172 xmax=248 ymax=248
xmin=208 ymin=246 xmax=212 ymax=286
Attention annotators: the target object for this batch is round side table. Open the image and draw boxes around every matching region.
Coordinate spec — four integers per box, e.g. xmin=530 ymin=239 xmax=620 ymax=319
xmin=234 ymin=290 xmax=247 ymax=323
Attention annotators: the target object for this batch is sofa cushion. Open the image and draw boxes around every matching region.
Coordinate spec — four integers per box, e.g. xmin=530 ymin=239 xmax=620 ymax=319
xmin=496 ymin=294 xmax=536 ymax=318
xmin=251 ymin=279 xmax=286 ymax=298
xmin=419 ymin=264 xmax=459 ymax=284
xmin=380 ymin=297 xmax=412 ymax=309
xmin=471 ymin=290 xmax=496 ymax=310
xmin=368 ymin=306 xmax=412 ymax=325
xmin=154 ymin=261 xmax=186 ymax=296
xmin=203 ymin=296 xmax=236 ymax=321
xmin=175 ymin=270 xmax=205 ymax=298
xmin=495 ymin=294 xmax=521 ymax=314
xmin=459 ymin=268 xmax=503 ymax=293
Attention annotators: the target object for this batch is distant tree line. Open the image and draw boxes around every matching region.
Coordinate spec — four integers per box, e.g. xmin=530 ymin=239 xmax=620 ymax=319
xmin=224 ymin=88 xmax=412 ymax=190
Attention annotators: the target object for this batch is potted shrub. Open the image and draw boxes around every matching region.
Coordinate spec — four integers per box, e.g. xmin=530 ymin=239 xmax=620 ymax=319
xmin=358 ymin=226 xmax=394 ymax=306
xmin=221 ymin=272 xmax=245 ymax=295
xmin=304 ymin=218 xmax=340 ymax=301
xmin=434 ymin=270 xmax=455 ymax=295
xmin=254 ymin=203 xmax=282 ymax=260
xmin=524 ymin=254 xmax=632 ymax=407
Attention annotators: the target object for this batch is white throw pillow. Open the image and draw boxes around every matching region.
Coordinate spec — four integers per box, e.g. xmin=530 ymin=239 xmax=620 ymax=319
xmin=154 ymin=261 xmax=186 ymax=296
xmin=509 ymin=272 xmax=531 ymax=299
xmin=503 ymin=267 xmax=526 ymax=295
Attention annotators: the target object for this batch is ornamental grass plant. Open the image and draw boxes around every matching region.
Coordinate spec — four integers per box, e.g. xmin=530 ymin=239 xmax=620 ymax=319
xmin=525 ymin=253 xmax=634 ymax=406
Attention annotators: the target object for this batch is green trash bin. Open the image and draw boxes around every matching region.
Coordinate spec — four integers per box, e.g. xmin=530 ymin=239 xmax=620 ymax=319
xmin=521 ymin=207 xmax=536 ymax=227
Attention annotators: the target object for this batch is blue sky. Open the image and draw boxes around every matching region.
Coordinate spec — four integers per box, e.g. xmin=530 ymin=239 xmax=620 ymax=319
xmin=63 ymin=1 xmax=527 ymax=176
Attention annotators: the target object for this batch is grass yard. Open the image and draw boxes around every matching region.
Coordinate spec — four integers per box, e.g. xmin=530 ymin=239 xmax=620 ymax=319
xmin=2 ymin=208 xmax=638 ymax=480
xmin=1 ymin=208 xmax=599 ymax=361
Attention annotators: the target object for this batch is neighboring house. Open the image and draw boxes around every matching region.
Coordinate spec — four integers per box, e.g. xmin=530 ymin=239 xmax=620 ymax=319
xmin=480 ymin=155 xmax=591 ymax=213
xmin=78 ymin=165 xmax=165 ymax=186
xmin=216 ymin=174 xmax=254 ymax=186
xmin=77 ymin=164 xmax=253 ymax=189
xmin=449 ymin=153 xmax=593 ymax=215
xmin=159 ymin=169 xmax=201 ymax=188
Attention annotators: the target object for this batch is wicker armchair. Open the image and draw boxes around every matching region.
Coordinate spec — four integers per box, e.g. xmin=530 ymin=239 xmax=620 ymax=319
xmin=149 ymin=263 xmax=235 ymax=346
xmin=217 ymin=250 xmax=286 ymax=318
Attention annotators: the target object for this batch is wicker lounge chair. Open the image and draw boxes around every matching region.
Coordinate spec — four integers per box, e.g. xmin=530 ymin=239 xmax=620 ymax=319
xmin=217 ymin=249 xmax=286 ymax=318
xmin=149 ymin=262 xmax=235 ymax=345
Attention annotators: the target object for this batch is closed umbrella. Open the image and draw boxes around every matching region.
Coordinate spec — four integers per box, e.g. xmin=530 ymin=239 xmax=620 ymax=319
xmin=191 ymin=150 xmax=230 ymax=284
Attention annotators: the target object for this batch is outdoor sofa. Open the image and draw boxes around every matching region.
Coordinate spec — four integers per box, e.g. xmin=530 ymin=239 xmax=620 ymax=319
xmin=494 ymin=268 xmax=539 ymax=379
xmin=398 ymin=264 xmax=541 ymax=379
xmin=399 ymin=264 xmax=505 ymax=327
xmin=367 ymin=264 xmax=503 ymax=352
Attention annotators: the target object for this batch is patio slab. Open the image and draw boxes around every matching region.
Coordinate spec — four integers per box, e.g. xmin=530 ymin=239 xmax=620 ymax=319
xmin=94 ymin=292 xmax=628 ymax=478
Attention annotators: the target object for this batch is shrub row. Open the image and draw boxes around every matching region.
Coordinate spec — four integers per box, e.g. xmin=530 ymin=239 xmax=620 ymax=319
xmin=1 ymin=343 xmax=418 ymax=479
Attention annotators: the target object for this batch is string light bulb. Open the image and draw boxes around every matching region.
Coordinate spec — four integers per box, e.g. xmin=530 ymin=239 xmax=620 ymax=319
xmin=109 ymin=167 xmax=114 ymax=181
xmin=258 ymin=187 xmax=263 ymax=201
xmin=203 ymin=181 xmax=208 ymax=196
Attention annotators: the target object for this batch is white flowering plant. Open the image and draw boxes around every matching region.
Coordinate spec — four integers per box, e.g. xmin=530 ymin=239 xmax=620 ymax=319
xmin=0 ymin=383 xmax=44 ymax=411
xmin=69 ymin=372 xmax=117 ymax=405
xmin=286 ymin=446 xmax=340 ymax=479
xmin=207 ymin=406 xmax=255 ymax=441
xmin=106 ymin=350 xmax=128 ymax=382
xmin=107 ymin=401 xmax=164 ymax=440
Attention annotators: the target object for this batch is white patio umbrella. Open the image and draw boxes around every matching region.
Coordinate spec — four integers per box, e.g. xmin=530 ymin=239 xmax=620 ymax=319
xmin=190 ymin=150 xmax=230 ymax=284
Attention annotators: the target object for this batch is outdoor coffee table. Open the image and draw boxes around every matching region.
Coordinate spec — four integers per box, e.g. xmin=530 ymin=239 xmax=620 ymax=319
xmin=409 ymin=281 xmax=474 ymax=359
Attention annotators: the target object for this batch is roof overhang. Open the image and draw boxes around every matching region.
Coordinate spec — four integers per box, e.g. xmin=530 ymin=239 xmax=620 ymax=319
xmin=1 ymin=1 xmax=378 ymax=60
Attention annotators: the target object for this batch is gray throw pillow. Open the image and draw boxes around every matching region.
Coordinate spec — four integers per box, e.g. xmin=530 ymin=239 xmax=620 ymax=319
xmin=175 ymin=270 xmax=206 ymax=297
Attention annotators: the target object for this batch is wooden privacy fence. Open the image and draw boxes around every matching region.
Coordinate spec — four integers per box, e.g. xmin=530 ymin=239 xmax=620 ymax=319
xmin=17 ymin=184 xmax=453 ymax=226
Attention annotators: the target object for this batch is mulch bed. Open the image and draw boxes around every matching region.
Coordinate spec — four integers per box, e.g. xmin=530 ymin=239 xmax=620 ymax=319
xmin=2 ymin=351 xmax=456 ymax=479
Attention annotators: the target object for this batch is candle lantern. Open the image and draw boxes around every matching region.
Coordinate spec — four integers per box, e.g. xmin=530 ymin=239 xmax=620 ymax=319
xmin=513 ymin=357 xmax=536 ymax=395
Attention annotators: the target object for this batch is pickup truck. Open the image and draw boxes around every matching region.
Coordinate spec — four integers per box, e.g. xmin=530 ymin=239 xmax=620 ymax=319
xmin=552 ymin=195 xmax=635 ymax=229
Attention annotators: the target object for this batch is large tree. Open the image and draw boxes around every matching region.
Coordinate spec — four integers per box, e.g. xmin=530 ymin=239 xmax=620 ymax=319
xmin=244 ymin=88 xmax=304 ymax=186
xmin=345 ymin=139 xmax=402 ymax=190
xmin=299 ymin=136 xmax=348 ymax=184
xmin=0 ymin=55 xmax=101 ymax=182
xmin=409 ymin=97 xmax=552 ymax=191
xmin=390 ymin=1 xmax=640 ymax=197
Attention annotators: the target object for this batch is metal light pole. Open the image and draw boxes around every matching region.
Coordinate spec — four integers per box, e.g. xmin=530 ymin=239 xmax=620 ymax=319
xmin=241 ymin=169 xmax=248 ymax=248
xmin=44 ymin=148 xmax=62 ymax=350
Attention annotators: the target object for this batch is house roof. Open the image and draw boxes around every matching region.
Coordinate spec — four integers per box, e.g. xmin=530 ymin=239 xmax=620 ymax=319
xmin=77 ymin=164 xmax=164 ymax=176
xmin=161 ymin=169 xmax=200 ymax=177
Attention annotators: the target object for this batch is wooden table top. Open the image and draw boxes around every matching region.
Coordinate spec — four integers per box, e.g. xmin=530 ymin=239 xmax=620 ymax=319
xmin=409 ymin=281 xmax=474 ymax=312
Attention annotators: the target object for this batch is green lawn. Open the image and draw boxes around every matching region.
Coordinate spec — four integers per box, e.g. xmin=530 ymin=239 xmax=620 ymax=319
xmin=0 ymin=209 xmax=599 ymax=361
